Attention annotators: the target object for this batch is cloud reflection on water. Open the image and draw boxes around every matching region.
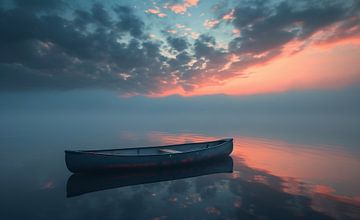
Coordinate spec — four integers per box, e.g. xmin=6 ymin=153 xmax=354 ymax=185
xmin=150 ymin=131 xmax=360 ymax=218
xmin=65 ymin=131 xmax=360 ymax=220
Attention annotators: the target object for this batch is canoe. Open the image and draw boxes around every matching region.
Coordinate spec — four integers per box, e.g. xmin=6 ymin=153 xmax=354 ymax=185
xmin=67 ymin=156 xmax=233 ymax=197
xmin=65 ymin=138 xmax=233 ymax=173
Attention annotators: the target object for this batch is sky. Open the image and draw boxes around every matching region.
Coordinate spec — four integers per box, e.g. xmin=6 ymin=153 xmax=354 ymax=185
xmin=0 ymin=0 xmax=360 ymax=97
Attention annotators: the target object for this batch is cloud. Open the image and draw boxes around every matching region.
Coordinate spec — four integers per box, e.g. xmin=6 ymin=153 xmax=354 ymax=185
xmin=202 ymin=8 xmax=233 ymax=29
xmin=172 ymin=24 xmax=200 ymax=39
xmin=167 ymin=36 xmax=188 ymax=51
xmin=0 ymin=4 xmax=174 ymax=95
xmin=91 ymin=3 xmax=112 ymax=26
xmin=12 ymin=0 xmax=65 ymax=11
xmin=114 ymin=6 xmax=145 ymax=38
xmin=222 ymin=9 xmax=234 ymax=20
xmin=229 ymin=0 xmax=360 ymax=55
xmin=203 ymin=19 xmax=220 ymax=29
xmin=166 ymin=0 xmax=200 ymax=14
xmin=166 ymin=29 xmax=177 ymax=34
xmin=145 ymin=7 xmax=167 ymax=17
xmin=0 ymin=0 xmax=359 ymax=96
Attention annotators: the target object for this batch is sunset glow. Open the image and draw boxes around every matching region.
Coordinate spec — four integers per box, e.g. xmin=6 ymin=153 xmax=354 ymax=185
xmin=1 ymin=0 xmax=359 ymax=96
xmin=191 ymin=41 xmax=360 ymax=96
xmin=146 ymin=131 xmax=360 ymax=200
xmin=1 ymin=1 xmax=360 ymax=219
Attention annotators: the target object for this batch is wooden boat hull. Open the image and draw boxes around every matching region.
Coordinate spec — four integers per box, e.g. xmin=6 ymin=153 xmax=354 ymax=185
xmin=67 ymin=156 xmax=233 ymax=197
xmin=65 ymin=138 xmax=233 ymax=173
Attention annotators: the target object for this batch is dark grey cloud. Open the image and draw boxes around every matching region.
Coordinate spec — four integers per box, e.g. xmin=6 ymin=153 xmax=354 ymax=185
xmin=91 ymin=3 xmax=112 ymax=27
xmin=0 ymin=2 xmax=175 ymax=94
xmin=0 ymin=0 xmax=359 ymax=95
xmin=114 ymin=6 xmax=144 ymax=38
xmin=191 ymin=35 xmax=231 ymax=81
xmin=229 ymin=0 xmax=360 ymax=54
xmin=12 ymin=0 xmax=65 ymax=11
xmin=166 ymin=36 xmax=188 ymax=51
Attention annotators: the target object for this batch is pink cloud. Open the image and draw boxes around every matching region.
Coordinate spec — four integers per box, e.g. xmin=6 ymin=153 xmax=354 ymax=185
xmin=146 ymin=8 xmax=160 ymax=14
xmin=145 ymin=7 xmax=167 ymax=17
xmin=173 ymin=24 xmax=200 ymax=39
xmin=190 ymin=32 xmax=200 ymax=39
xmin=232 ymin=28 xmax=241 ymax=35
xmin=166 ymin=0 xmax=200 ymax=14
xmin=158 ymin=13 xmax=167 ymax=18
xmin=176 ymin=24 xmax=186 ymax=29
xmin=204 ymin=19 xmax=220 ymax=29
xmin=222 ymin=9 xmax=234 ymax=20
xmin=167 ymin=29 xmax=177 ymax=34
xmin=202 ymin=9 xmax=234 ymax=30
xmin=186 ymin=0 xmax=199 ymax=6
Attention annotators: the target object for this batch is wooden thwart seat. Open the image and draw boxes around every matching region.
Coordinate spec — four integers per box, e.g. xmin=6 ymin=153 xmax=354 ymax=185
xmin=159 ymin=149 xmax=182 ymax=154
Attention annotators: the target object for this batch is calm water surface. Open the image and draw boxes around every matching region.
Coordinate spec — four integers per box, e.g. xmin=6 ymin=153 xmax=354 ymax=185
xmin=0 ymin=114 xmax=359 ymax=220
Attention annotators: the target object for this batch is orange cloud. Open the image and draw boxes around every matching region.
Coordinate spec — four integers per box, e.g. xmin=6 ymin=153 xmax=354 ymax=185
xmin=157 ymin=13 xmax=167 ymax=18
xmin=203 ymin=9 xmax=234 ymax=29
xmin=173 ymin=40 xmax=360 ymax=97
xmin=232 ymin=28 xmax=241 ymax=35
xmin=203 ymin=19 xmax=220 ymax=29
xmin=222 ymin=9 xmax=234 ymax=20
xmin=219 ymin=54 xmax=240 ymax=72
xmin=146 ymin=8 xmax=160 ymax=14
xmin=190 ymin=32 xmax=200 ymax=39
xmin=312 ymin=17 xmax=360 ymax=46
xmin=145 ymin=7 xmax=167 ymax=17
xmin=166 ymin=0 xmax=199 ymax=14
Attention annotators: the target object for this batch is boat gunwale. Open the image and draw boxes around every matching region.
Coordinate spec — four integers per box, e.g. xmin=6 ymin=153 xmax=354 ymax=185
xmin=65 ymin=138 xmax=233 ymax=157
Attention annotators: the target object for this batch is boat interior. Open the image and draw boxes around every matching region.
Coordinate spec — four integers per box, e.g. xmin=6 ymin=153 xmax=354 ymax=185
xmin=81 ymin=139 xmax=228 ymax=156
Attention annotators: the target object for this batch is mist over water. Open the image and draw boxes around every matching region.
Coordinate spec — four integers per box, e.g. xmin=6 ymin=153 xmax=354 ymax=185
xmin=0 ymin=89 xmax=359 ymax=219
xmin=1 ymin=0 xmax=360 ymax=218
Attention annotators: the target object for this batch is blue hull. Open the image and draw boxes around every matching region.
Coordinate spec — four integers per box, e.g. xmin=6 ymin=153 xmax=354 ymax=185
xmin=65 ymin=138 xmax=233 ymax=173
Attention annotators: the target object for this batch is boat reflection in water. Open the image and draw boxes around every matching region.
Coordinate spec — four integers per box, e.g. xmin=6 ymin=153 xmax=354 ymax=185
xmin=67 ymin=156 xmax=233 ymax=197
